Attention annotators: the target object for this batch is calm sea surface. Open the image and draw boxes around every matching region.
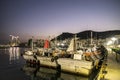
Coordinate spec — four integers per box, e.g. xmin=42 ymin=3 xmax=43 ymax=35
xmin=0 ymin=47 xmax=95 ymax=80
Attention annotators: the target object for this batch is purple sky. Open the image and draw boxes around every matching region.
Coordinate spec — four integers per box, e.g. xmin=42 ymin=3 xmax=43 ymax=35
xmin=0 ymin=0 xmax=120 ymax=43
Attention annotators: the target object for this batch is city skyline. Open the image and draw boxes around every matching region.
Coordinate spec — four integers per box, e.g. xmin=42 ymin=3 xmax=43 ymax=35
xmin=0 ymin=0 xmax=120 ymax=43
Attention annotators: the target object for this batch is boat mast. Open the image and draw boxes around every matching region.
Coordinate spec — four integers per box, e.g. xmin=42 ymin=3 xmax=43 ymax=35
xmin=55 ymin=35 xmax=57 ymax=48
xmin=73 ymin=34 xmax=77 ymax=52
xmin=91 ymin=31 xmax=93 ymax=46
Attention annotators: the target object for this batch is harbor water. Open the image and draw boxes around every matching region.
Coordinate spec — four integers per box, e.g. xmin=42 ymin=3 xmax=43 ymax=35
xmin=0 ymin=47 xmax=97 ymax=80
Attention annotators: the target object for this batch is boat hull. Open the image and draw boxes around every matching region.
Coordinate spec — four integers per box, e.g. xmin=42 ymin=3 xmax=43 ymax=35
xmin=23 ymin=54 xmax=94 ymax=76
xmin=22 ymin=65 xmax=88 ymax=80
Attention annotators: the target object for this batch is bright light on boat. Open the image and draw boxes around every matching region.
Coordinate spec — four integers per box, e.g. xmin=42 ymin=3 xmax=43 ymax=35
xmin=57 ymin=43 xmax=60 ymax=46
xmin=107 ymin=41 xmax=113 ymax=45
xmin=61 ymin=43 xmax=65 ymax=46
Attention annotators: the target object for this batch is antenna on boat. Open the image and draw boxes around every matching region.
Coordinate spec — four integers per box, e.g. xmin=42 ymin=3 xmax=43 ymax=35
xmin=31 ymin=36 xmax=34 ymax=51
xmin=55 ymin=35 xmax=57 ymax=49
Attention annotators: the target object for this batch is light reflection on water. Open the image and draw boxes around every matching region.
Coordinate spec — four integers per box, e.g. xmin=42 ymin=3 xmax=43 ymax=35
xmin=9 ymin=47 xmax=20 ymax=64
xmin=0 ymin=48 xmax=93 ymax=80
xmin=0 ymin=47 xmax=24 ymax=65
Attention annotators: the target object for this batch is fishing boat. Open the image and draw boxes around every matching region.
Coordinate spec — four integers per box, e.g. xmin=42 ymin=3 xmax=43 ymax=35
xmin=22 ymin=36 xmax=108 ymax=76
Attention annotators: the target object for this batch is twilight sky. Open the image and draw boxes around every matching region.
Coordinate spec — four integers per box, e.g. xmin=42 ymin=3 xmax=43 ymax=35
xmin=0 ymin=0 xmax=120 ymax=43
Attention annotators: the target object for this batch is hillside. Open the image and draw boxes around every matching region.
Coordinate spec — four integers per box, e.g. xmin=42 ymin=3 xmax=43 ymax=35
xmin=52 ymin=30 xmax=120 ymax=40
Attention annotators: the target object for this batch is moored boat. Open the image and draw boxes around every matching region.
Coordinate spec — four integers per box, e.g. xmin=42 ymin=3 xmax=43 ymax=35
xmin=23 ymin=45 xmax=107 ymax=76
xmin=22 ymin=36 xmax=108 ymax=76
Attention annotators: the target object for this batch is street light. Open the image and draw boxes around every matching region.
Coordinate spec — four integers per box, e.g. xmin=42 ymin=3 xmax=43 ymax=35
xmin=111 ymin=37 xmax=117 ymax=46
xmin=9 ymin=35 xmax=19 ymax=46
xmin=111 ymin=37 xmax=119 ymax=62
xmin=111 ymin=37 xmax=117 ymax=41
xmin=10 ymin=35 xmax=15 ymax=40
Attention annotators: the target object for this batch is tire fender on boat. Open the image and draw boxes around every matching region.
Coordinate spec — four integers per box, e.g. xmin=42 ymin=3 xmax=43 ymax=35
xmin=51 ymin=56 xmax=59 ymax=62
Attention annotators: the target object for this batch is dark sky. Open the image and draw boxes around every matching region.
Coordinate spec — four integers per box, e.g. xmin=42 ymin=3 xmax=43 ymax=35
xmin=0 ymin=0 xmax=120 ymax=43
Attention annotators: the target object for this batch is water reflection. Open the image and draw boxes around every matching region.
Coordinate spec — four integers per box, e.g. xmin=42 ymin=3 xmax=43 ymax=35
xmin=9 ymin=47 xmax=20 ymax=64
xmin=21 ymin=65 xmax=88 ymax=80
